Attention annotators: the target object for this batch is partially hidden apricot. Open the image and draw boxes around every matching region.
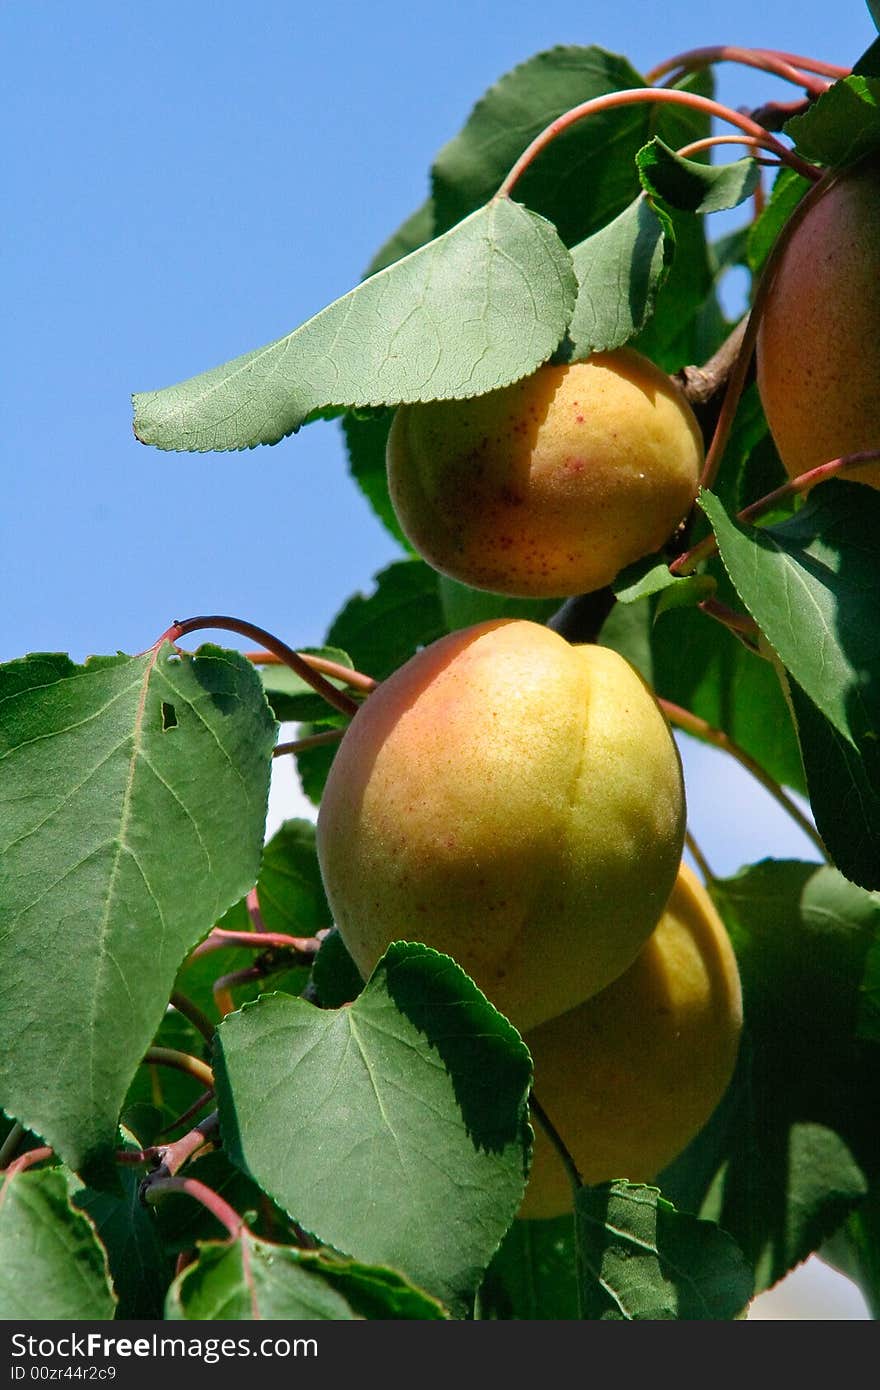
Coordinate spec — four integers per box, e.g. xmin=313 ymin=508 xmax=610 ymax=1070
xmin=519 ymin=862 xmax=743 ymax=1219
xmin=386 ymin=349 xmax=704 ymax=598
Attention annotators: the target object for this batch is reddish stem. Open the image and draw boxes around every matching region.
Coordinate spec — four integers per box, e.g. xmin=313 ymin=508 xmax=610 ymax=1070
xmin=697 ymin=596 xmax=761 ymax=650
xmin=190 ymin=926 xmax=324 ymax=960
xmin=144 ymin=1046 xmax=213 ymax=1090
xmin=144 ymin=1112 xmax=220 ymax=1186
xmin=675 ymin=134 xmax=783 ymax=164
xmin=144 ymin=1176 xmax=244 ymax=1240
xmin=644 ymin=45 xmax=839 ymax=94
xmin=157 ymin=616 xmax=360 ymax=719
xmin=243 ymin=649 xmax=377 ymax=694
xmin=496 ymin=88 xmax=820 ymax=199
xmin=156 ymin=1088 xmax=216 ymax=1138
xmin=274 ymin=729 xmax=345 ymax=758
xmin=246 ymin=887 xmax=267 ymax=934
xmin=0 ymin=1145 xmax=53 ymax=1182
xmin=672 ymin=450 xmax=880 ymax=576
xmin=661 ymin=699 xmax=826 ymax=855
xmin=169 ymin=990 xmax=215 ymax=1043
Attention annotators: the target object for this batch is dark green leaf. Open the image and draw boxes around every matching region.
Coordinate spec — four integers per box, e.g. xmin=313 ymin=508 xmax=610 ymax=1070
xmin=68 ymin=1161 xmax=171 ymax=1320
xmin=214 ymin=942 xmax=533 ymax=1317
xmin=854 ymin=36 xmax=880 ymax=76
xmin=868 ymin=2 xmax=880 ymax=38
xmin=166 ymin=1233 xmax=447 ymax=1320
xmin=431 ymin=46 xmax=649 ymax=245
xmin=326 ymin=559 xmax=445 ymax=680
xmin=310 ymin=928 xmax=364 ymax=1008
xmin=341 ymin=409 xmax=412 ymax=549
xmin=292 ymin=721 xmax=341 ymax=808
xmin=575 ymin=1181 xmax=752 ymax=1319
xmin=568 ymin=196 xmax=672 ymax=356
xmin=859 ymin=937 xmax=880 ymax=1043
xmin=479 ymin=1216 xmax=578 ymax=1319
xmin=258 ymin=648 xmax=357 ymax=723
xmin=365 ymin=199 xmax=436 ymax=276
xmin=747 ymin=167 xmax=811 ymax=273
xmin=638 ymin=138 xmax=759 ymax=214
xmin=153 ymin=1150 xmax=292 ymax=1253
xmin=438 ymin=576 xmax=559 ymax=631
xmin=785 ymin=76 xmax=880 ymax=166
xmin=700 ymin=483 xmax=880 ymax=885
xmin=0 ymin=1168 xmax=117 ymax=1320
xmin=663 ymin=860 xmax=880 ymax=1292
xmin=256 ymin=818 xmax=330 ymax=937
xmin=132 ymin=201 xmax=576 ymax=452
xmin=0 ymin=644 xmax=275 ymax=1177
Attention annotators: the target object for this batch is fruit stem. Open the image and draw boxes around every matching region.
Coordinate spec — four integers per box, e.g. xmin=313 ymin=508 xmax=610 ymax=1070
xmin=660 ymin=698 xmax=827 ymax=857
xmin=672 ymin=450 xmax=880 ymax=576
xmin=529 ymin=1093 xmax=583 ymax=1200
xmin=685 ymin=828 xmax=715 ymax=884
xmin=644 ymin=45 xmax=843 ymax=94
xmin=675 ymin=134 xmax=784 ymax=165
xmin=274 ymin=728 xmax=345 ymax=758
xmin=496 ymin=88 xmax=820 ymax=200
xmin=169 ymin=990 xmax=215 ymax=1043
xmin=143 ymin=1176 xmax=244 ymax=1240
xmin=157 ymin=616 xmax=361 ymax=719
xmin=144 ymin=1046 xmax=214 ymax=1090
xmin=243 ymin=649 xmax=377 ymax=694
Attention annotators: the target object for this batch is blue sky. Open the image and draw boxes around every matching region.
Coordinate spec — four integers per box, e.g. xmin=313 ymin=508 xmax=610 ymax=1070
xmin=2 ymin=0 xmax=874 ymax=880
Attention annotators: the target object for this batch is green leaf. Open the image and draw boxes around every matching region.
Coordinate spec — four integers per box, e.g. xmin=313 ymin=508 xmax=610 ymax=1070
xmin=132 ymin=200 xmax=576 ymax=453
xmin=256 ymin=818 xmax=330 ymax=938
xmin=310 ymin=928 xmax=364 ymax=1008
xmin=214 ymin=942 xmax=533 ymax=1317
xmin=637 ymin=138 xmax=759 ymax=214
xmin=325 ymin=558 xmax=446 ymax=680
xmin=479 ymin=1216 xmax=578 ymax=1319
xmin=747 ymin=167 xmax=811 ymax=273
xmin=365 ymin=199 xmax=436 ymax=276
xmin=68 ymin=1160 xmax=172 ymax=1320
xmin=575 ymin=1181 xmax=753 ymax=1319
xmin=785 ymin=75 xmax=880 ymax=166
xmin=0 ymin=1168 xmax=117 ymax=1320
xmin=613 ymin=556 xmax=714 ymax=609
xmin=855 ymin=36 xmax=880 ymax=76
xmin=431 ymin=46 xmax=649 ymax=245
xmin=0 ymin=645 xmax=275 ymax=1177
xmin=859 ymin=937 xmax=880 ymax=1043
xmin=699 ymin=483 xmax=880 ymax=885
xmin=568 ymin=196 xmax=672 ymax=357
xmin=166 ymin=1233 xmax=447 ymax=1320
xmin=258 ymin=648 xmax=356 ymax=723
xmin=869 ymin=2 xmax=880 ymax=38
xmin=438 ymin=575 xmax=560 ymax=631
xmin=292 ymin=721 xmax=342 ymax=809
xmin=341 ymin=409 xmax=412 ymax=549
xmin=153 ymin=1149 xmax=292 ymax=1253
xmin=662 ymin=860 xmax=880 ymax=1292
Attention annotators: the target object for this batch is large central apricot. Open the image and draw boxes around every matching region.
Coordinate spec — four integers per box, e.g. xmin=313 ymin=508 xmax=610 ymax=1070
xmin=316 ymin=619 xmax=686 ymax=1033
xmin=386 ymin=350 xmax=704 ymax=598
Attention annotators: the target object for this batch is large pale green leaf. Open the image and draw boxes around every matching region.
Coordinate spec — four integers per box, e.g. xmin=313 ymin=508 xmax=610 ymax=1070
xmin=567 ymin=195 xmax=671 ymax=357
xmin=132 ymin=201 xmax=576 ymax=453
xmin=214 ymin=942 xmax=533 ymax=1317
xmin=575 ymin=1182 xmax=752 ymax=1319
xmin=431 ymin=46 xmax=649 ymax=245
xmin=0 ymin=1168 xmax=117 ymax=1320
xmin=660 ymin=860 xmax=880 ymax=1292
xmin=785 ymin=76 xmax=880 ymax=166
xmin=0 ymin=644 xmax=275 ymax=1176
xmin=700 ymin=483 xmax=880 ymax=885
xmin=166 ymin=1235 xmax=447 ymax=1320
xmin=479 ymin=1216 xmax=578 ymax=1319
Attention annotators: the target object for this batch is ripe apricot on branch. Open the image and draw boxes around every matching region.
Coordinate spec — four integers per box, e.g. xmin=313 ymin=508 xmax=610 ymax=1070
xmin=386 ymin=350 xmax=704 ymax=598
xmin=315 ymin=619 xmax=686 ymax=1033
xmin=757 ymin=158 xmax=880 ymax=488
xmin=519 ymin=862 xmax=743 ymax=1220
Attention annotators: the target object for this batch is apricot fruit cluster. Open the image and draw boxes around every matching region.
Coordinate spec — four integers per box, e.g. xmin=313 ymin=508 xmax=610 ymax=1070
xmin=387 ymin=348 xmax=704 ymax=598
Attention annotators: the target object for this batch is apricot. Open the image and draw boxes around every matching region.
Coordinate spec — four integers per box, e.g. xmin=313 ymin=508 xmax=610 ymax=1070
xmin=315 ymin=619 xmax=686 ymax=1033
xmin=756 ymin=158 xmax=880 ymax=488
xmin=386 ymin=350 xmax=704 ymax=598
xmin=519 ymin=863 xmax=743 ymax=1219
